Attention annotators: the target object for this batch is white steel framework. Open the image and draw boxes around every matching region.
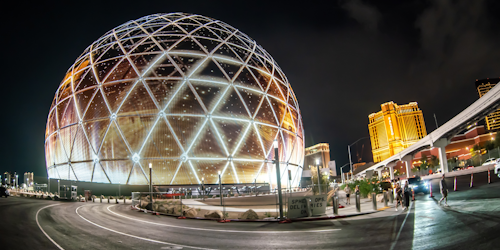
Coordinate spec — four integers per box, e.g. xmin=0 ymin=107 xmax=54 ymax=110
xmin=45 ymin=13 xmax=305 ymax=187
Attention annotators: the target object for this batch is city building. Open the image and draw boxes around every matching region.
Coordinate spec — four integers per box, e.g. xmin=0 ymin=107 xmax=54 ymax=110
xmin=304 ymin=143 xmax=330 ymax=170
xmin=476 ymin=78 xmax=500 ymax=131
xmin=24 ymin=172 xmax=33 ymax=187
xmin=368 ymin=101 xmax=427 ymax=162
xmin=44 ymin=13 xmax=304 ymax=187
xmin=3 ymin=172 xmax=11 ymax=186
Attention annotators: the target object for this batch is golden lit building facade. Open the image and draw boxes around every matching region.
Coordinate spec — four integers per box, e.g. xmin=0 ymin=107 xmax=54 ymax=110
xmin=368 ymin=102 xmax=427 ymax=162
xmin=304 ymin=143 xmax=330 ymax=170
xmin=476 ymin=78 xmax=500 ymax=131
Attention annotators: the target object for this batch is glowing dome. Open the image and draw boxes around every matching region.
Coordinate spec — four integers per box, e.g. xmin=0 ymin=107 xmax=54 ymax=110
xmin=45 ymin=13 xmax=304 ymax=186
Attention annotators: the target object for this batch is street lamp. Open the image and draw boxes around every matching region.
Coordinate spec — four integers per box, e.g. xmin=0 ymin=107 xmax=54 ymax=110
xmin=149 ymin=163 xmax=153 ymax=206
xmin=340 ymin=163 xmax=349 ymax=184
xmin=316 ymin=159 xmax=322 ymax=195
xmin=348 ymin=137 xmax=368 ymax=181
xmin=274 ymin=139 xmax=284 ymax=220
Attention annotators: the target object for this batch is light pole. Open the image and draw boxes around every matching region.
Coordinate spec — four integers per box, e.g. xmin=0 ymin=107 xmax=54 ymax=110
xmin=149 ymin=163 xmax=153 ymax=206
xmin=218 ymin=171 xmax=223 ymax=206
xmin=316 ymin=159 xmax=322 ymax=195
xmin=201 ymin=177 xmax=205 ymax=201
xmin=274 ymin=139 xmax=284 ymax=220
xmin=57 ymin=179 xmax=60 ymax=195
xmin=348 ymin=137 xmax=368 ymax=180
xmin=340 ymin=163 xmax=349 ymax=184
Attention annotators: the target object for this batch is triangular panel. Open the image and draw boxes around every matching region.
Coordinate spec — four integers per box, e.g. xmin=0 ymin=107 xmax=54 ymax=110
xmin=82 ymin=119 xmax=111 ymax=154
xmin=267 ymin=96 xmax=287 ymax=126
xmin=141 ymin=118 xmax=182 ymax=158
xmin=214 ymin=44 xmax=239 ymax=60
xmin=235 ymin=67 xmax=263 ymax=91
xmin=220 ymin=162 xmax=238 ymax=184
xmin=190 ymin=160 xmax=226 ymax=184
xmin=59 ymin=98 xmax=79 ymax=128
xmin=102 ymin=160 xmax=132 ymax=184
xmin=91 ymin=163 xmax=109 ymax=183
xmin=104 ymin=58 xmax=138 ymax=83
xmin=255 ymin=124 xmax=279 ymax=155
xmin=254 ymin=97 xmax=278 ymax=125
xmin=166 ymin=83 xmax=205 ymax=114
xmin=84 ymin=90 xmax=111 ymax=121
xmin=170 ymin=37 xmax=206 ymax=53
xmin=197 ymin=59 xmax=230 ymax=82
xmin=213 ymin=86 xmax=250 ymax=119
xmin=74 ymin=88 xmax=97 ymax=120
xmin=59 ymin=125 xmax=78 ymax=160
xmin=233 ymin=125 xmax=264 ymax=160
xmin=70 ymin=125 xmax=93 ymax=162
xmin=102 ymin=80 xmax=135 ymax=113
xmin=69 ymin=165 xmax=78 ymax=181
xmin=128 ymin=163 xmax=148 ymax=185
xmin=216 ymin=60 xmax=242 ymax=81
xmin=171 ymin=162 xmax=195 ymax=185
xmin=170 ymin=54 xmax=206 ymax=76
xmin=56 ymin=164 xmax=70 ymax=180
xmin=145 ymin=79 xmax=183 ymax=110
xmin=236 ymin=87 xmax=264 ymax=117
xmin=99 ymin=121 xmax=131 ymax=160
xmin=118 ymin=82 xmax=158 ymax=116
xmin=282 ymin=108 xmax=296 ymax=133
xmin=168 ymin=116 xmax=205 ymax=151
xmin=142 ymin=159 xmax=179 ymax=185
xmin=190 ymin=80 xmax=224 ymax=113
xmin=96 ymin=57 xmax=122 ymax=83
xmin=116 ymin=115 xmax=156 ymax=152
xmin=75 ymin=70 xmax=99 ymax=92
xmin=72 ymin=162 xmax=94 ymax=182
xmin=248 ymin=66 xmax=271 ymax=91
xmin=212 ymin=118 xmax=248 ymax=156
xmin=54 ymin=133 xmax=68 ymax=164
xmin=190 ymin=123 xmax=226 ymax=158
xmin=232 ymin=161 xmax=260 ymax=184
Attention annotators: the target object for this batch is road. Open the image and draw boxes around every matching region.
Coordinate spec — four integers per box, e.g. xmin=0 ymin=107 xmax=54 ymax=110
xmin=0 ymin=176 xmax=499 ymax=249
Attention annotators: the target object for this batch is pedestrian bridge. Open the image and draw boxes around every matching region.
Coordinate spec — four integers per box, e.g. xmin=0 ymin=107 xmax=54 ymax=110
xmin=356 ymin=80 xmax=500 ymax=179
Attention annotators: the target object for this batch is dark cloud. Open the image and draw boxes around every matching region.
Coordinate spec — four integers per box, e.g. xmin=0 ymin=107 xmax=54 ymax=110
xmin=340 ymin=0 xmax=382 ymax=32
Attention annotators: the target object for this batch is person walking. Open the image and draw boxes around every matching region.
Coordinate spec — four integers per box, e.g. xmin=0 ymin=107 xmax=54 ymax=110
xmin=439 ymin=174 xmax=448 ymax=206
xmin=403 ymin=180 xmax=411 ymax=211
xmin=395 ymin=183 xmax=403 ymax=211
xmin=344 ymin=185 xmax=351 ymax=205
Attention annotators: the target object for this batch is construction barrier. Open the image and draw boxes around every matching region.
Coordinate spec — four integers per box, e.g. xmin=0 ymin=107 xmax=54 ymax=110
xmin=488 ymin=168 xmax=491 ymax=184
xmin=412 ymin=189 xmax=415 ymax=201
xmin=470 ymin=172 xmax=474 ymax=188
xmin=429 ymin=182 xmax=434 ymax=198
xmin=372 ymin=193 xmax=377 ymax=211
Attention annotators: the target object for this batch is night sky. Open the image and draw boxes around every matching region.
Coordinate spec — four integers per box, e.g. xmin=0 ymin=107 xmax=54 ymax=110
xmin=2 ymin=0 xmax=499 ymax=177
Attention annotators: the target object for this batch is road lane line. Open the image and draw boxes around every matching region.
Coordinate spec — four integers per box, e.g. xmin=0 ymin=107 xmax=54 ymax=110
xmin=36 ymin=204 xmax=65 ymax=250
xmin=76 ymin=206 xmax=215 ymax=250
xmin=389 ymin=201 xmax=413 ymax=250
xmin=106 ymin=205 xmax=341 ymax=233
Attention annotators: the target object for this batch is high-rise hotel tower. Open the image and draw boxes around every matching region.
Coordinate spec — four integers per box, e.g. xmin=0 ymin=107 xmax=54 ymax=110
xmin=368 ymin=102 xmax=427 ymax=162
xmin=476 ymin=78 xmax=500 ymax=131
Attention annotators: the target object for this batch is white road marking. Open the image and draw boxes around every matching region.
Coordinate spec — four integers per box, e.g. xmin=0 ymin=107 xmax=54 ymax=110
xmin=36 ymin=204 xmax=65 ymax=250
xmin=389 ymin=201 xmax=413 ymax=250
xmin=75 ymin=206 xmax=215 ymax=250
xmin=106 ymin=205 xmax=341 ymax=233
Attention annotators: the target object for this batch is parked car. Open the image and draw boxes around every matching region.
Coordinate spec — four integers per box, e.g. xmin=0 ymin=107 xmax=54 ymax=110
xmin=408 ymin=176 xmax=429 ymax=194
xmin=494 ymin=159 xmax=500 ymax=178
xmin=465 ymin=166 xmax=475 ymax=170
xmin=482 ymin=158 xmax=496 ymax=166
xmin=452 ymin=167 xmax=463 ymax=171
xmin=0 ymin=186 xmax=9 ymax=198
xmin=379 ymin=181 xmax=392 ymax=191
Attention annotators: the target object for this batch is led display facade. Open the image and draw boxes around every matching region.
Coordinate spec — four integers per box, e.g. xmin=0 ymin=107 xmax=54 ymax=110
xmin=45 ymin=13 xmax=304 ymax=187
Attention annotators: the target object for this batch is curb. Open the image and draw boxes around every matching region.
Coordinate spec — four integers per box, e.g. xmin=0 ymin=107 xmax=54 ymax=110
xmin=131 ymin=205 xmax=380 ymax=223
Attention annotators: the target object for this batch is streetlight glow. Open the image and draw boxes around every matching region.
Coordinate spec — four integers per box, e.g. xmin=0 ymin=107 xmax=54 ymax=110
xmin=149 ymin=163 xmax=152 ymax=169
xmin=273 ymin=139 xmax=278 ymax=149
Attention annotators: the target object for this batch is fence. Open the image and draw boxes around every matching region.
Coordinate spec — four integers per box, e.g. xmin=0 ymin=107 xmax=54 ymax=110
xmin=131 ymin=186 xmax=338 ymax=220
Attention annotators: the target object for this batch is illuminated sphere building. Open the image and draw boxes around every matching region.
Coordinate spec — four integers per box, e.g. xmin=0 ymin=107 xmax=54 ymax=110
xmin=45 ymin=13 xmax=304 ymax=187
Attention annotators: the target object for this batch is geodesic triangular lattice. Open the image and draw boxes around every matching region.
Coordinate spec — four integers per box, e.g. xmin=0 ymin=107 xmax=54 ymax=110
xmin=45 ymin=13 xmax=304 ymax=187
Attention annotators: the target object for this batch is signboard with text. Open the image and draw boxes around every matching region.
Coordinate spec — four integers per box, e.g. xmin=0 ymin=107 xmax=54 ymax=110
xmin=287 ymin=194 xmax=327 ymax=219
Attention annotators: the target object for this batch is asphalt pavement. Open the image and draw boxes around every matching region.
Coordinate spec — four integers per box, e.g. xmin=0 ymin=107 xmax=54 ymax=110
xmin=0 ymin=175 xmax=499 ymax=249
